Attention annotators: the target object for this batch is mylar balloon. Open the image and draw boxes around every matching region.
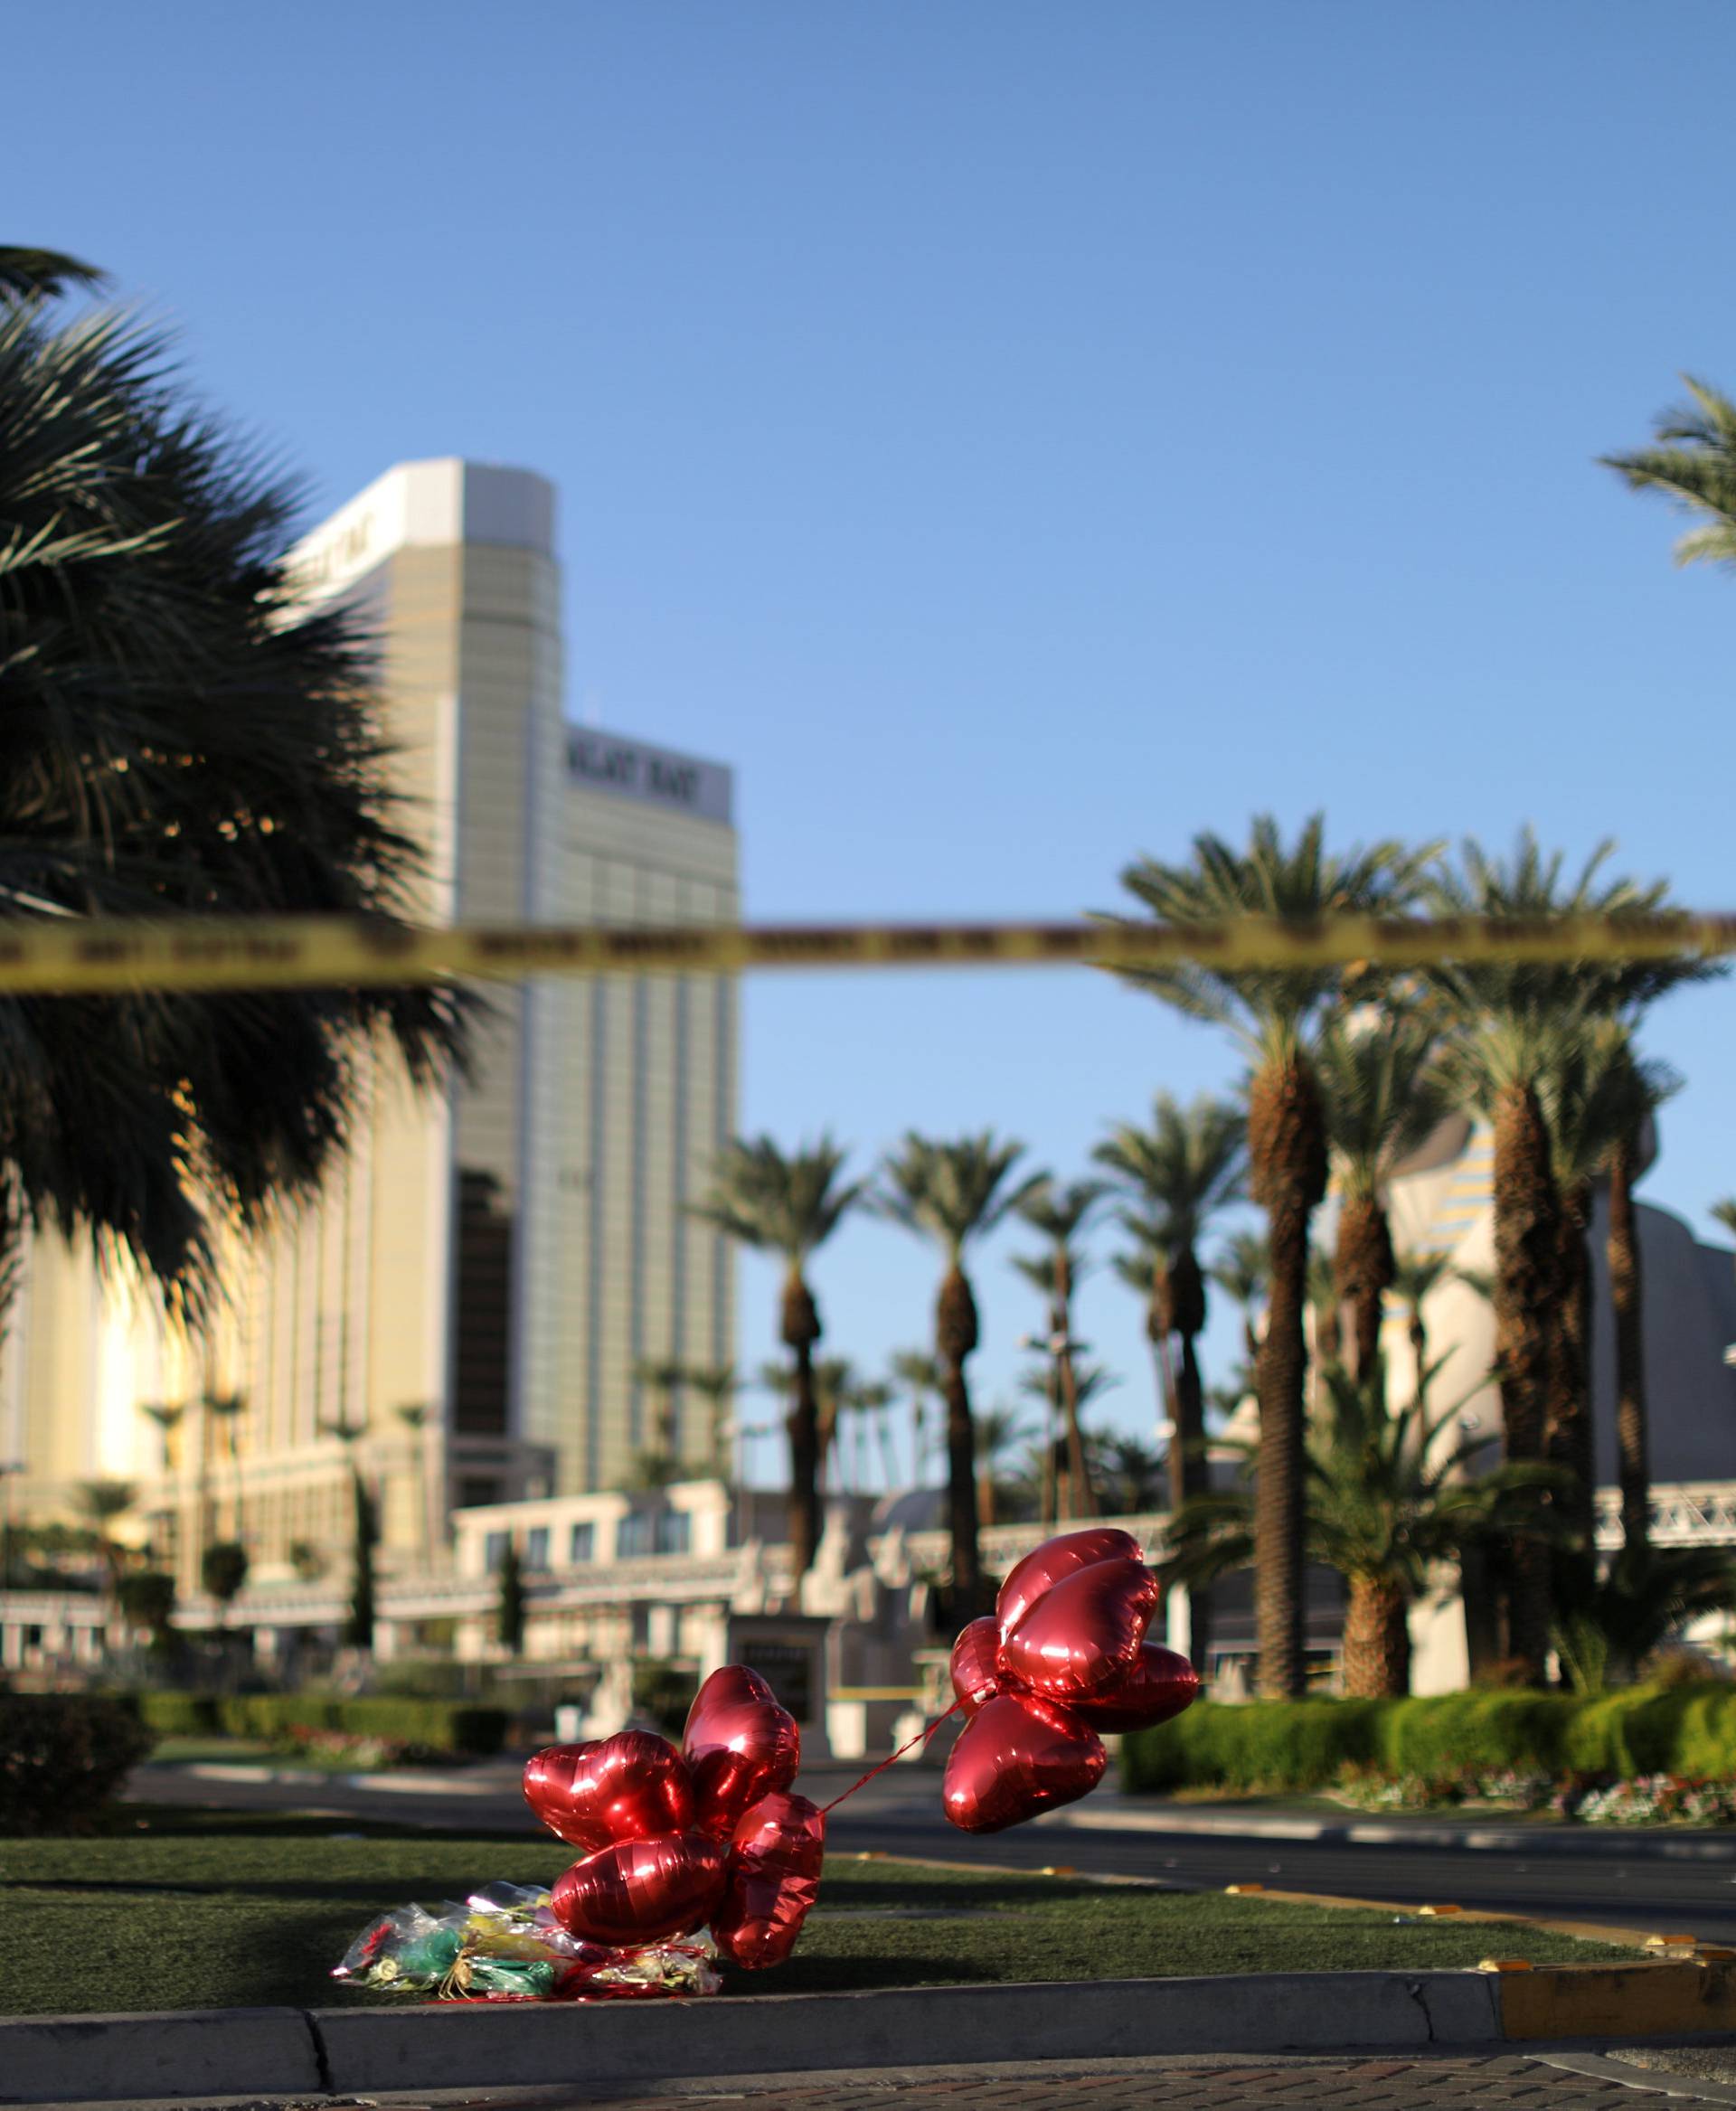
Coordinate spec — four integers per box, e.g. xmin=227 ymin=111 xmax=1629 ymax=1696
xmin=942 ymin=1692 xmax=1106 ymax=1834
xmin=940 ymin=1526 xmax=1198 ymax=1833
xmin=712 ymin=1790 xmax=826 ymax=1969
xmin=524 ymin=1666 xmax=826 ymax=1966
xmin=1072 ymin=1638 xmax=1200 ymax=1734
xmin=948 ymin=1615 xmax=1004 ymax=1716
xmin=523 ymin=1731 xmax=694 ymax=1852
xmin=683 ymin=1666 xmax=801 ymax=1842
xmin=995 ymin=1526 xmax=1143 ymax=1636
xmin=997 ymin=1554 xmax=1160 ymax=1701
xmin=550 ymin=1829 xmax=729 ymax=1946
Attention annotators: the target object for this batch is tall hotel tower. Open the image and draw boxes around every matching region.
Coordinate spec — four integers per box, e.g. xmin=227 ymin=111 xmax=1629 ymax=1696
xmin=1 ymin=461 xmax=738 ymax=1592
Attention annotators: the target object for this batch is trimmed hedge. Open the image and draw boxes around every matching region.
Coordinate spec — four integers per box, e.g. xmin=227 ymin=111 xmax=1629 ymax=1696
xmin=0 ymin=1694 xmax=156 ymax=1833
xmin=1123 ymin=1683 xmax=1736 ymax=1795
xmin=133 ymin=1692 xmax=508 ymax=1756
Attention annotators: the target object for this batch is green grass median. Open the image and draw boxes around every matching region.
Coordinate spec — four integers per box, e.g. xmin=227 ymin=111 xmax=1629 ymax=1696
xmin=0 ymin=1809 xmax=1633 ymax=2016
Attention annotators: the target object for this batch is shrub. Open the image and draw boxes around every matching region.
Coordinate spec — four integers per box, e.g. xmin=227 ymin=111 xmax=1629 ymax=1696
xmin=1379 ymin=1692 xmax=1579 ymax=1778
xmin=212 ymin=1694 xmax=508 ymax=1756
xmin=1122 ymin=1682 xmax=1736 ymax=1801
xmin=0 ymin=1695 xmax=155 ymax=1833
xmin=631 ymin=1659 xmax=700 ymax=1739
xmin=1122 ymin=1699 xmax=1386 ymax=1794
xmin=136 ymin=1691 xmax=221 ymax=1738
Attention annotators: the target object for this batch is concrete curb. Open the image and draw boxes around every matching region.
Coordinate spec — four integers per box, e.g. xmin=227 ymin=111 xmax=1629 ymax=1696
xmin=1051 ymin=1801 xmax=1736 ymax=1861
xmin=13 ymin=1963 xmax=1736 ymax=2106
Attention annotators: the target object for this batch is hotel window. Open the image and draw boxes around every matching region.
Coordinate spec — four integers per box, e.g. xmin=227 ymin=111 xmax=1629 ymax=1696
xmin=525 ymin=1526 xmax=550 ymax=1571
xmin=484 ymin=1530 xmax=510 ymax=1572
xmin=656 ymin=1511 xmax=691 ymax=1555
xmin=567 ymin=1521 xmax=595 ymax=1566
xmin=617 ymin=1512 xmax=654 ymax=1558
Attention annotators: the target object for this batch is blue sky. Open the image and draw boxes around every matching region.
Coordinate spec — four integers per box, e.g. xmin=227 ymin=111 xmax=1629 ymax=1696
xmin=14 ymin=2 xmax=1736 ymax=1483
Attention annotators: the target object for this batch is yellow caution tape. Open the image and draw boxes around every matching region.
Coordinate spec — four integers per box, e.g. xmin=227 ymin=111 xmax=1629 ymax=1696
xmin=0 ymin=911 xmax=1727 ymax=995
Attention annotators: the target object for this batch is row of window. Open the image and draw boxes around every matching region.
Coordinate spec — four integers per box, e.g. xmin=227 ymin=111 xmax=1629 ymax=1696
xmin=482 ymin=1509 xmax=692 ymax=1575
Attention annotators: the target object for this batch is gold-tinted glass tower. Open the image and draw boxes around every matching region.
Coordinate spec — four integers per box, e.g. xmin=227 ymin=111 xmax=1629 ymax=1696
xmin=2 ymin=460 xmax=738 ymax=1594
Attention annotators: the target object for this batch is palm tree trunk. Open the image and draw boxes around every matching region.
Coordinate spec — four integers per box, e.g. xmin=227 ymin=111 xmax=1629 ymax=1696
xmin=1609 ymin=1134 xmax=1650 ymax=1553
xmin=782 ymin=1269 xmax=823 ymax=1583
xmin=788 ymin=1343 xmax=822 ymax=1582
xmin=938 ymin=1265 xmax=985 ymax=1615
xmin=1341 ymin=1574 xmax=1411 ymax=1698
xmin=1544 ymin=1183 xmax=1597 ymax=1551
xmin=1492 ymin=1081 xmax=1561 ymax=1683
xmin=1249 ymin=1054 xmax=1328 ymax=1700
xmin=1059 ymin=1346 xmax=1092 ymax=1519
xmin=1335 ymin=1193 xmax=1395 ymax=1389
xmin=1175 ymin=1323 xmax=1212 ymax=1677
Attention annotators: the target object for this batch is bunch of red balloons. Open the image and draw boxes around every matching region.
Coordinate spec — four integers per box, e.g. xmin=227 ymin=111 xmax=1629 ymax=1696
xmin=524 ymin=1665 xmax=823 ymax=1970
xmin=943 ymin=1525 xmax=1200 ymax=1832
xmin=518 ymin=1528 xmax=1195 ymax=1979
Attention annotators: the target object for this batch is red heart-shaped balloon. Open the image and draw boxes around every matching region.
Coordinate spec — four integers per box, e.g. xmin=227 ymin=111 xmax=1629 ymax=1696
xmin=1072 ymin=1639 xmax=1202 ymax=1733
xmin=713 ymin=1790 xmax=826 ymax=1970
xmin=948 ymin=1615 xmax=1004 ymax=1716
xmin=995 ymin=1526 xmax=1143 ymax=1638
xmin=523 ymin=1731 xmax=693 ymax=1853
xmin=550 ymin=1828 xmax=729 ymax=1946
xmin=997 ymin=1553 xmax=1159 ymax=1702
xmin=942 ymin=1692 xmax=1105 ymax=1834
xmin=683 ymin=1665 xmax=801 ymax=1842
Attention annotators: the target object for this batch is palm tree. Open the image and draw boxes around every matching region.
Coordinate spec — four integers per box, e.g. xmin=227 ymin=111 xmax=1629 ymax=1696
xmin=689 ymin=1135 xmax=863 ymax=1582
xmin=203 ymin=1390 xmax=247 ymax=1545
xmin=662 ymin=1363 xmax=740 ymax=1478
xmin=1011 ymin=1176 xmax=1107 ymax=1520
xmin=1423 ymin=833 xmax=1704 ymax=1680
xmin=1554 ymin=1542 xmax=1736 ymax=1691
xmin=891 ymin=1349 xmax=945 ymax=1490
xmin=394 ymin=1401 xmax=439 ymax=1558
xmin=0 ymin=246 xmax=106 ymax=301
xmin=0 ymin=255 xmax=470 ymax=1322
xmin=1112 ymin=815 xmax=1434 ymax=1696
xmin=1098 ymin=1431 xmax=1167 ymax=1515
xmin=1165 ymin=1361 xmax=1562 ymax=1697
xmin=843 ymin=1376 xmax=898 ymax=1491
xmin=1391 ymin=1250 xmax=1450 ymax=1378
xmin=1094 ymin=1097 xmax=1243 ymax=1476
xmin=809 ymin=1355 xmax=857 ymax=1488
xmin=320 ymin=1414 xmax=375 ymax=1652
xmin=876 ymin=1131 xmax=1042 ymax=1611
xmin=1314 ymin=1010 xmax=1448 ymax=1390
xmin=1017 ymin=1356 xmax=1120 ymax=1527
xmin=1306 ymin=1241 xmax=1343 ymax=1395
xmin=74 ymin=1479 xmax=136 ymax=1586
xmin=631 ymin=1357 xmax=685 ymax=1470
xmin=1534 ymin=1024 xmax=1675 ymax=1553
xmin=1094 ymin=1090 xmax=1245 ymax=1675
xmin=1211 ymin=1230 xmax=1269 ymax=1365
xmin=1602 ymin=375 xmax=1736 ymax=571
xmin=971 ymin=1405 xmax=1033 ymax=1528
xmin=200 ymin=1540 xmax=249 ymax=1629
xmin=138 ymin=1401 xmax=184 ymax=1475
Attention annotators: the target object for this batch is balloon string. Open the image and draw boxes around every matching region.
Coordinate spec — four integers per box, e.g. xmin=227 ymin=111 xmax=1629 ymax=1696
xmin=819 ymin=1702 xmax=962 ymax=1814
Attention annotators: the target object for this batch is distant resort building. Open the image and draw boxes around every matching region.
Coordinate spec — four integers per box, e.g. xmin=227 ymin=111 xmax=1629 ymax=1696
xmin=0 ymin=460 xmax=739 ymax=1602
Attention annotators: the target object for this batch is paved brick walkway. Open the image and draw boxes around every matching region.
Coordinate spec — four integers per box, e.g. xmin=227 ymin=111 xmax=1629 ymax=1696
xmin=557 ymin=2056 xmax=1680 ymax=2109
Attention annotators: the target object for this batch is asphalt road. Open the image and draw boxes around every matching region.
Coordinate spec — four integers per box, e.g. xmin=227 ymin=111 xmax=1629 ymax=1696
xmin=123 ymin=1759 xmax=1736 ymax=1946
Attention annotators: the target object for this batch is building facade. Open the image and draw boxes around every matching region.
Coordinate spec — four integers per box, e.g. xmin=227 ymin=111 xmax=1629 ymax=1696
xmin=0 ymin=458 xmax=738 ymax=1594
